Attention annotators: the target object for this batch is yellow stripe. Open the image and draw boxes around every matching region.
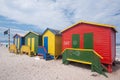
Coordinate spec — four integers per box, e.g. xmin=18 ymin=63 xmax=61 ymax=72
xmin=61 ymin=20 xmax=117 ymax=32
xmin=93 ymin=50 xmax=103 ymax=59
xmin=62 ymin=48 xmax=103 ymax=59
xmin=67 ymin=58 xmax=92 ymax=64
xmin=62 ymin=48 xmax=93 ymax=53
xmin=18 ymin=38 xmax=20 ymax=49
xmin=28 ymin=38 xmax=30 ymax=47
xmin=15 ymin=38 xmax=17 ymax=46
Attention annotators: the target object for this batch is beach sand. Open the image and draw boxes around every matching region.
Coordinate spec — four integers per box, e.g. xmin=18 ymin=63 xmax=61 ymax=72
xmin=0 ymin=46 xmax=120 ymax=80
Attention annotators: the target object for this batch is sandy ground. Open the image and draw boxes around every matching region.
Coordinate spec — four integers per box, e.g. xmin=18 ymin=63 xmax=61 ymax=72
xmin=0 ymin=46 xmax=120 ymax=80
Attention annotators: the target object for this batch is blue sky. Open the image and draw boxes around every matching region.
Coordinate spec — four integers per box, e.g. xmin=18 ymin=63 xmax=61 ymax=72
xmin=0 ymin=0 xmax=120 ymax=43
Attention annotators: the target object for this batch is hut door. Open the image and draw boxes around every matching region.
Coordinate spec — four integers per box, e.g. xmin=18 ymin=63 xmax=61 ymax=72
xmin=15 ymin=38 xmax=17 ymax=46
xmin=44 ymin=37 xmax=48 ymax=52
xmin=84 ymin=33 xmax=93 ymax=49
xmin=31 ymin=38 xmax=35 ymax=52
xmin=28 ymin=38 xmax=30 ymax=47
xmin=72 ymin=34 xmax=80 ymax=48
xmin=17 ymin=38 xmax=20 ymax=49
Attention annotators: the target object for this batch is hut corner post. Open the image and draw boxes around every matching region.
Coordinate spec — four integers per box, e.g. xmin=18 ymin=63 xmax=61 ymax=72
xmin=8 ymin=28 xmax=10 ymax=49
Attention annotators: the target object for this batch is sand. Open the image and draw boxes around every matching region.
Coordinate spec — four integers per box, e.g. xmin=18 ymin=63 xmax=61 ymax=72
xmin=0 ymin=46 xmax=120 ymax=80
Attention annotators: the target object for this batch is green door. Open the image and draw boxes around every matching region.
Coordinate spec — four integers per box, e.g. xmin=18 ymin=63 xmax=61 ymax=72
xmin=84 ymin=33 xmax=93 ymax=49
xmin=72 ymin=34 xmax=80 ymax=48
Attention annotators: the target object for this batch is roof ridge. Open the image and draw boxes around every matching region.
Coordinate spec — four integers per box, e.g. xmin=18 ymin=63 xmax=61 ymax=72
xmin=47 ymin=28 xmax=60 ymax=31
xmin=42 ymin=28 xmax=61 ymax=35
xmin=61 ymin=20 xmax=117 ymax=32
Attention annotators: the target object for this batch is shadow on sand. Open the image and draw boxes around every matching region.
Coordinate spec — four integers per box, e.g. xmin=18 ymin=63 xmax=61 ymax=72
xmin=112 ymin=60 xmax=120 ymax=72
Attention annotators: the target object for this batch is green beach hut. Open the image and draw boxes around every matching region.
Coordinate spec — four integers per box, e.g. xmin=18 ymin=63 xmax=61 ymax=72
xmin=24 ymin=31 xmax=42 ymax=55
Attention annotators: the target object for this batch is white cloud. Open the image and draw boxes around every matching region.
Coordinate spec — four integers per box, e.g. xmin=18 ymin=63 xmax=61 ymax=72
xmin=0 ymin=0 xmax=120 ymax=43
xmin=0 ymin=0 xmax=120 ymax=27
xmin=0 ymin=27 xmax=27 ymax=41
xmin=0 ymin=27 xmax=27 ymax=34
xmin=0 ymin=0 xmax=72 ymax=30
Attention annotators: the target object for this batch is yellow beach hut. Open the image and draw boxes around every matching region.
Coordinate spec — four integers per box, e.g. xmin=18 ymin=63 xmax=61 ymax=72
xmin=42 ymin=28 xmax=62 ymax=59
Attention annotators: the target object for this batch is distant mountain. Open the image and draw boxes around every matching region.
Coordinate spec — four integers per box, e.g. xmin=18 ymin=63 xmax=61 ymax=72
xmin=116 ymin=43 xmax=120 ymax=46
xmin=0 ymin=40 xmax=13 ymax=43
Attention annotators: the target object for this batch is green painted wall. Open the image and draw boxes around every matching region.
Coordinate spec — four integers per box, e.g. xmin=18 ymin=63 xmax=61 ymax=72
xmin=25 ymin=32 xmax=42 ymax=54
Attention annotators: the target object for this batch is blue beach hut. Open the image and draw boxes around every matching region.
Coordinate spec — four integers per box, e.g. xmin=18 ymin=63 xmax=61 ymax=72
xmin=13 ymin=34 xmax=25 ymax=52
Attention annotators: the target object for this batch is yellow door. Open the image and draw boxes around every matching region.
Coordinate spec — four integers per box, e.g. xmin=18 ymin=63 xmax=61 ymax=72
xmin=28 ymin=38 xmax=30 ymax=47
xmin=18 ymin=38 xmax=20 ymax=49
xmin=31 ymin=38 xmax=35 ymax=52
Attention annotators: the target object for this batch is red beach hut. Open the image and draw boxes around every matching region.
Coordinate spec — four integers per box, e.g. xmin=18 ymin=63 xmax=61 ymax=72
xmin=61 ymin=21 xmax=117 ymax=72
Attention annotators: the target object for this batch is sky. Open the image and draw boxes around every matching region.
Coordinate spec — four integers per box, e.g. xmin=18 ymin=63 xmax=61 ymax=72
xmin=0 ymin=0 xmax=120 ymax=44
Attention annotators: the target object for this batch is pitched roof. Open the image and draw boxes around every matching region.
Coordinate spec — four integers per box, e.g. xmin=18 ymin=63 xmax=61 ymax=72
xmin=61 ymin=20 xmax=117 ymax=33
xmin=24 ymin=31 xmax=41 ymax=37
xmin=13 ymin=33 xmax=25 ymax=38
xmin=43 ymin=28 xmax=61 ymax=35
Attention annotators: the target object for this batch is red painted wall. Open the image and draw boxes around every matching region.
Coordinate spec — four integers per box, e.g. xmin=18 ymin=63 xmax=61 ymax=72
xmin=62 ymin=23 xmax=116 ymax=64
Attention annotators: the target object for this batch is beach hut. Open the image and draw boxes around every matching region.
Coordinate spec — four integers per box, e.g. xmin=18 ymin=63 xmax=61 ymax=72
xmin=24 ymin=31 xmax=42 ymax=55
xmin=42 ymin=28 xmax=62 ymax=59
xmin=61 ymin=21 xmax=116 ymax=72
xmin=13 ymin=34 xmax=25 ymax=52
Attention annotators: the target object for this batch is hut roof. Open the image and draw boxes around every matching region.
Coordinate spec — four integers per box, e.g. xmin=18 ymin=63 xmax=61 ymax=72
xmin=43 ymin=28 xmax=61 ymax=35
xmin=61 ymin=20 xmax=117 ymax=33
xmin=13 ymin=33 xmax=25 ymax=38
xmin=24 ymin=31 xmax=41 ymax=37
